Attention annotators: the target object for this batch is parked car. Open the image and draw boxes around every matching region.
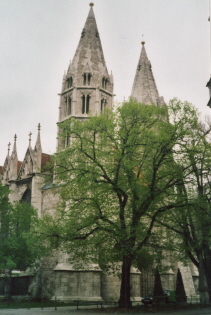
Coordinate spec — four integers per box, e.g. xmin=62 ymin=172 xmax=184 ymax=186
xmin=141 ymin=294 xmax=153 ymax=305
xmin=141 ymin=290 xmax=176 ymax=305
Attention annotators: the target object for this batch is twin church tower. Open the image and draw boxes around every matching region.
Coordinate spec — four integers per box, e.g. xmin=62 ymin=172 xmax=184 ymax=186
xmin=1 ymin=3 xmax=165 ymax=183
xmin=57 ymin=3 xmax=165 ymax=147
xmin=0 ymin=3 xmax=175 ymax=301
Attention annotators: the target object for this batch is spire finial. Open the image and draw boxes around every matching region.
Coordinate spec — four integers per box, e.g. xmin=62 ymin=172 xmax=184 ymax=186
xmin=29 ymin=132 xmax=32 ymax=144
xmin=141 ymin=41 xmax=145 ymax=45
xmin=89 ymin=2 xmax=94 ymax=6
xmin=38 ymin=123 xmax=41 ymax=131
xmin=14 ymin=134 xmax=17 ymax=142
xmin=8 ymin=142 xmax=11 ymax=155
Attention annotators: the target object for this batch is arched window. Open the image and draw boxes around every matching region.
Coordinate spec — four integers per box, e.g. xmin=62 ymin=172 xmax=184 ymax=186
xmin=88 ymin=73 xmax=91 ymax=86
xmin=102 ymin=77 xmax=108 ymax=89
xmin=65 ymin=134 xmax=70 ymax=147
xmin=83 ymin=73 xmax=92 ymax=86
xmin=67 ymin=97 xmax=72 ymax=115
xmin=101 ymin=98 xmax=107 ymax=112
xmin=82 ymin=94 xmax=90 ymax=114
xmin=82 ymin=95 xmax=86 ymax=114
xmin=66 ymin=77 xmax=73 ymax=89
xmin=21 ymin=189 xmax=31 ymax=205
xmin=86 ymin=95 xmax=90 ymax=113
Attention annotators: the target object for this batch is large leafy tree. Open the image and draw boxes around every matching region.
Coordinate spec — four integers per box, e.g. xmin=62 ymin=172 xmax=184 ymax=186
xmin=158 ymin=112 xmax=211 ymax=303
xmin=42 ymin=100 xmax=198 ymax=308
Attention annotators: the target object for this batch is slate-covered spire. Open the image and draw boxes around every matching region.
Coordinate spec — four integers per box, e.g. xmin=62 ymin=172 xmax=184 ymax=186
xmin=131 ymin=42 xmax=165 ymax=106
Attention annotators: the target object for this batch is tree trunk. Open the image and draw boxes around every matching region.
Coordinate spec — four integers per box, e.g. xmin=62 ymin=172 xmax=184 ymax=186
xmin=204 ymin=248 xmax=211 ymax=301
xmin=198 ymin=254 xmax=209 ymax=304
xmin=118 ymin=256 xmax=132 ymax=308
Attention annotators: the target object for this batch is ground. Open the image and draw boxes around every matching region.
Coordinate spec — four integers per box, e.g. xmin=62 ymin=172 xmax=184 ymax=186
xmin=0 ymin=305 xmax=211 ymax=315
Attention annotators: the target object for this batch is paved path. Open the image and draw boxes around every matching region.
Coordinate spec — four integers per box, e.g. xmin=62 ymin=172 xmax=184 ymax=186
xmin=0 ymin=306 xmax=211 ymax=315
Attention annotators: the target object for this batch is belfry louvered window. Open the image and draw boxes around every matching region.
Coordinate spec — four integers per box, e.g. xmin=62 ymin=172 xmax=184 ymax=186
xmin=101 ymin=98 xmax=107 ymax=112
xmin=82 ymin=95 xmax=90 ymax=114
xmin=102 ymin=77 xmax=108 ymax=89
xmin=67 ymin=97 xmax=72 ymax=115
xmin=83 ymin=73 xmax=91 ymax=86
xmin=66 ymin=77 xmax=73 ymax=89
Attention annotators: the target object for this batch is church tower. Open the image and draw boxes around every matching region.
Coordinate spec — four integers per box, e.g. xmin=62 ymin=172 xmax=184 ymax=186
xmin=131 ymin=42 xmax=165 ymax=106
xmin=58 ymin=3 xmax=114 ymax=149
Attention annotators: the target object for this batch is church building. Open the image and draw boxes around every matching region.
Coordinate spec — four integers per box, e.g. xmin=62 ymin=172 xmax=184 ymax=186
xmin=0 ymin=3 xmax=199 ymax=302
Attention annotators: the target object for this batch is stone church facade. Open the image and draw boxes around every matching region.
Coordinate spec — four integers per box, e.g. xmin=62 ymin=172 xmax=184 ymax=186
xmin=0 ymin=3 xmax=199 ymax=302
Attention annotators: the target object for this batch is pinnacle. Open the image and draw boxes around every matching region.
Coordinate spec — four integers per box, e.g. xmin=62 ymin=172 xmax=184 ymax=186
xmin=87 ymin=3 xmax=95 ymax=18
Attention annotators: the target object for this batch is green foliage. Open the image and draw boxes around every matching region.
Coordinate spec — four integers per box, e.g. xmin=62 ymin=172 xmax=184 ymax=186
xmin=40 ymin=98 xmax=206 ymax=307
xmin=42 ymin=99 xmax=200 ymax=272
xmin=0 ymin=185 xmax=46 ymax=271
xmin=160 ymin=100 xmax=211 ymax=264
xmin=135 ymin=248 xmax=154 ymax=271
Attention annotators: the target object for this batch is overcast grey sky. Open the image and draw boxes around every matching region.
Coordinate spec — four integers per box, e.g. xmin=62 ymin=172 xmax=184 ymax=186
xmin=0 ymin=0 xmax=210 ymax=165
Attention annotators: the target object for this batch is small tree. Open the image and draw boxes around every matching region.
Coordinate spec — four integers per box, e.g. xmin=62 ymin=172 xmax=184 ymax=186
xmin=0 ymin=184 xmax=46 ymax=297
xmin=42 ymin=100 xmax=198 ymax=308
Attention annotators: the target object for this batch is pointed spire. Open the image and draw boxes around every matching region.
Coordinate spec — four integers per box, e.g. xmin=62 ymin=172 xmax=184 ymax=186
xmin=10 ymin=134 xmax=18 ymax=180
xmin=34 ymin=123 xmax=42 ymax=172
xmin=29 ymin=132 xmax=32 ymax=147
xmin=1 ymin=143 xmax=11 ymax=184
xmin=88 ymin=2 xmax=95 ymax=18
xmin=7 ymin=142 xmax=11 ymax=157
xmin=11 ymin=134 xmax=18 ymax=159
xmin=69 ymin=3 xmax=109 ymax=87
xmin=206 ymin=78 xmax=211 ymax=107
xmin=58 ymin=2 xmax=113 ymax=147
xmin=131 ymin=42 xmax=165 ymax=106
xmin=34 ymin=123 xmax=42 ymax=152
